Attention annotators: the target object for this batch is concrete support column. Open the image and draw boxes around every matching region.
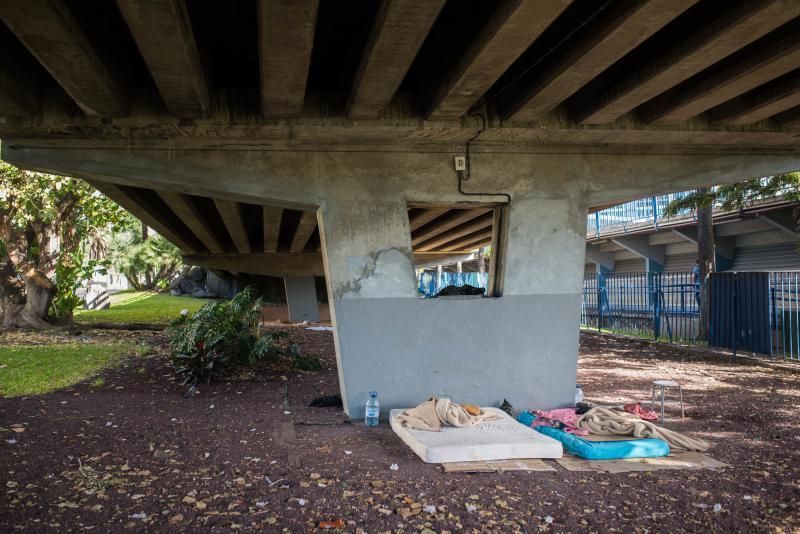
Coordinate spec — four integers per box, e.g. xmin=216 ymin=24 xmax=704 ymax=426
xmin=320 ymin=194 xmax=586 ymax=417
xmin=319 ymin=200 xmax=417 ymax=417
xmin=284 ymin=276 xmax=320 ymax=322
xmin=596 ymin=263 xmax=613 ymax=275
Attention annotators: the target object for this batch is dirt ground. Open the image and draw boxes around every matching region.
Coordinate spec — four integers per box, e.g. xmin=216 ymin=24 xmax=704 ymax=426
xmin=1 ymin=327 xmax=799 ymax=532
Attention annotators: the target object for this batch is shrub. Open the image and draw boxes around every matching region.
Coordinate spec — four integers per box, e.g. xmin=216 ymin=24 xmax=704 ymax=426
xmin=167 ymin=286 xmax=318 ymax=384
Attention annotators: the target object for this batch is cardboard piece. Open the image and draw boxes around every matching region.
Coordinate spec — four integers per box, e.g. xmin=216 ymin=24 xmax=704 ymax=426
xmin=442 ymin=458 xmax=556 ymax=473
xmin=556 ymin=452 xmax=729 ymax=473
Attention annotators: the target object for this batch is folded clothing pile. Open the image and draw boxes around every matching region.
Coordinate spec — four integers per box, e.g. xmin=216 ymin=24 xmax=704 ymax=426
xmin=577 ymin=407 xmax=709 ymax=452
xmin=518 ymin=404 xmax=709 ymax=459
xmin=395 ymin=397 xmax=500 ymax=432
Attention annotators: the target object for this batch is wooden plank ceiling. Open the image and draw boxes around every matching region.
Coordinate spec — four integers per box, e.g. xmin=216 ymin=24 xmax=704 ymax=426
xmin=0 ymin=0 xmax=799 ymax=134
xmin=88 ymin=180 xmax=493 ymax=275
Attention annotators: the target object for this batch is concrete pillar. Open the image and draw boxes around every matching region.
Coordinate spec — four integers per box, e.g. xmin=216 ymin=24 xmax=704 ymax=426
xmin=320 ymin=195 xmax=585 ymax=417
xmin=595 ymin=263 xmax=613 ymax=275
xmin=284 ymin=276 xmax=320 ymax=322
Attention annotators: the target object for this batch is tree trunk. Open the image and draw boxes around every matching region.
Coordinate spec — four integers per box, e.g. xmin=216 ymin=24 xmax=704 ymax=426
xmin=0 ymin=262 xmax=54 ymax=329
xmin=19 ymin=277 xmax=56 ymax=328
xmin=0 ymin=259 xmax=25 ymax=329
xmin=696 ymin=187 xmax=715 ymax=340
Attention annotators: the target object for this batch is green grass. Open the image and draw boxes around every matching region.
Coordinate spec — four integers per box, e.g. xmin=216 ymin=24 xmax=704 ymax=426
xmin=0 ymin=343 xmax=141 ymax=397
xmin=75 ymin=291 xmax=208 ymax=325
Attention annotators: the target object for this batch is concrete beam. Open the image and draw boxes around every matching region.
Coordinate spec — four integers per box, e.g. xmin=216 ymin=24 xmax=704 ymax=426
xmin=611 ymin=235 xmax=666 ymax=266
xmin=436 ymin=229 xmax=493 ymax=252
xmin=0 ymin=0 xmax=127 ymax=117
xmin=427 ymin=0 xmax=571 ymax=120
xmin=709 ymin=70 xmax=800 ymax=125
xmin=284 ymin=276 xmax=320 ymax=322
xmin=759 ymin=210 xmax=798 ymax=237
xmin=158 ymin=191 xmax=225 ymax=254
xmin=186 ymin=253 xmax=324 ymax=278
xmin=263 ymin=206 xmax=283 ymax=253
xmin=214 ymin=199 xmax=251 ymax=254
xmin=572 ymin=0 xmax=800 ymax=124
xmin=641 ymin=20 xmax=800 ymax=124
xmin=258 ymin=0 xmax=318 ymax=118
xmin=413 ymin=252 xmax=475 ymax=270
xmin=408 ymin=208 xmax=449 ymax=231
xmin=91 ymin=182 xmax=197 ymax=253
xmin=116 ymin=0 xmax=209 ymax=118
xmin=585 ymin=245 xmax=615 ymax=272
xmin=774 ymin=106 xmax=800 ymax=128
xmin=504 ymin=0 xmax=693 ymax=122
xmin=0 ymin=32 xmax=40 ymax=117
xmin=672 ymin=227 xmax=698 ymax=244
xmin=411 ymin=208 xmax=493 ymax=246
xmin=289 ymin=211 xmax=317 ymax=253
xmin=348 ymin=0 xmax=445 ymax=119
xmin=416 ymin=212 xmax=493 ymax=252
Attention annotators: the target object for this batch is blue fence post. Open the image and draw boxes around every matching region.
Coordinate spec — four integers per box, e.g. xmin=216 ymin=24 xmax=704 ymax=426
xmin=652 ymin=272 xmax=661 ymax=340
xmin=597 ymin=272 xmax=605 ymax=332
xmin=595 ymin=212 xmax=600 ymax=238
xmin=652 ymin=196 xmax=659 ymax=229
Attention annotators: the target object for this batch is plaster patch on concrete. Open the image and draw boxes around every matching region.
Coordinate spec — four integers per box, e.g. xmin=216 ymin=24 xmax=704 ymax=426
xmin=337 ymin=248 xmax=414 ymax=299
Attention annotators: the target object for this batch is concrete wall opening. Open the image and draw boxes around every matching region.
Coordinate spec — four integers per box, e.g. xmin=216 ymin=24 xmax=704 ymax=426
xmin=407 ymin=204 xmax=507 ymax=298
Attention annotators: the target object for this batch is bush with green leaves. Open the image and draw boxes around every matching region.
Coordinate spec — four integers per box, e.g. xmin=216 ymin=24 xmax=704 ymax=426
xmin=167 ymin=286 xmax=320 ymax=384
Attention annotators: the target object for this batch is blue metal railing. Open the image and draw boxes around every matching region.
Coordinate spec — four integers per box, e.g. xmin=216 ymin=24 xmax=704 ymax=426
xmin=589 ymin=180 xmax=794 ymax=238
xmin=582 ymin=270 xmax=800 ymax=362
xmin=417 ymin=271 xmax=489 ymax=297
xmin=581 ymin=271 xmax=702 ymax=343
xmin=769 ymin=272 xmax=800 ymax=362
xmin=588 ymin=191 xmax=698 ymax=237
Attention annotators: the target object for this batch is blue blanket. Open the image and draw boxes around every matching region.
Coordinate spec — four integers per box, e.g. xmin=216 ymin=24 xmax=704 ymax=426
xmin=516 ymin=412 xmax=669 ymax=460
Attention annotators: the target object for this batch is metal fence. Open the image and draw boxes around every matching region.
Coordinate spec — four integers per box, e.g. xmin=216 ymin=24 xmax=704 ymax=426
xmin=582 ymin=270 xmax=800 ymax=362
xmin=582 ymin=271 xmax=702 ymax=343
xmin=770 ymin=272 xmax=800 ymax=361
xmin=417 ymin=271 xmax=489 ymax=297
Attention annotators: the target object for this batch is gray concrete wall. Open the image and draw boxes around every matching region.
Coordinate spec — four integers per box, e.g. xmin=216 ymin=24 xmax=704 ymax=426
xmin=334 ymin=295 xmax=580 ymax=419
xmin=319 ymin=195 xmax=586 ymax=417
xmin=284 ymin=276 xmax=320 ymax=322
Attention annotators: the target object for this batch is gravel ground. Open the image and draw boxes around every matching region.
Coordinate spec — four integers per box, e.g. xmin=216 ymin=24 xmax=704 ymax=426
xmin=1 ymin=327 xmax=798 ymax=532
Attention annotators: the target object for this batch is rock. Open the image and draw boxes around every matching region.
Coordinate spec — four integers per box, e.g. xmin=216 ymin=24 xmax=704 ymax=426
xmin=191 ymin=288 xmax=216 ymax=298
xmin=187 ymin=266 xmax=206 ymax=283
xmin=170 ymin=288 xmax=181 ymax=296
xmin=179 ymin=279 xmax=199 ymax=294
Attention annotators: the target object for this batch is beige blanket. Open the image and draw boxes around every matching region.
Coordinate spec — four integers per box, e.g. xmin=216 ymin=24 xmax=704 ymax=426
xmin=395 ymin=397 xmax=500 ymax=432
xmin=577 ymin=407 xmax=710 ymax=452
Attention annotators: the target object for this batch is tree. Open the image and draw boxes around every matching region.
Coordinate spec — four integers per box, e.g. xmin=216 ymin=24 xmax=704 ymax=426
xmin=663 ymin=173 xmax=800 ymax=218
xmin=106 ymin=222 xmax=182 ymax=291
xmin=664 ymin=172 xmax=800 ymax=338
xmin=0 ymin=161 xmax=127 ymax=328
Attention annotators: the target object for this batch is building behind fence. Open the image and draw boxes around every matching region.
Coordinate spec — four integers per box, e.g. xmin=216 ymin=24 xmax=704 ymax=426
xmin=582 ymin=271 xmax=800 ymax=362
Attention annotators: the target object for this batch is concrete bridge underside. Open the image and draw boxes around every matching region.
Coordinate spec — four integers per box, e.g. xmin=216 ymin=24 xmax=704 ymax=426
xmin=2 ymin=0 xmax=800 ymax=416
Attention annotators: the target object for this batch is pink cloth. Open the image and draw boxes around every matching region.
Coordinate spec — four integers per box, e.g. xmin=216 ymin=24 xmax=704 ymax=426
xmin=532 ymin=408 xmax=589 ymax=436
xmin=623 ymin=403 xmax=659 ymax=422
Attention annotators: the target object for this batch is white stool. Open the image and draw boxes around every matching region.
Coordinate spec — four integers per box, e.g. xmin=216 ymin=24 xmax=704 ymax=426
xmin=650 ymin=380 xmax=684 ymax=423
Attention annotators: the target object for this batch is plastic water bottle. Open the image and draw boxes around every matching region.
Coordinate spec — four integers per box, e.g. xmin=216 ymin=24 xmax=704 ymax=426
xmin=365 ymin=391 xmax=380 ymax=426
xmin=575 ymin=384 xmax=585 ymax=405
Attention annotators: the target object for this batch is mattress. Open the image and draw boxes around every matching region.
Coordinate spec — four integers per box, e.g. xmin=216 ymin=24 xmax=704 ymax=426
xmin=390 ymin=407 xmax=563 ymax=464
xmin=535 ymin=426 xmax=670 ymax=460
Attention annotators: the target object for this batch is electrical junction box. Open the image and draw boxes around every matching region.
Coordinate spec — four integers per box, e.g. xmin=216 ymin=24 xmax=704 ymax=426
xmin=454 ymin=156 xmax=466 ymax=171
